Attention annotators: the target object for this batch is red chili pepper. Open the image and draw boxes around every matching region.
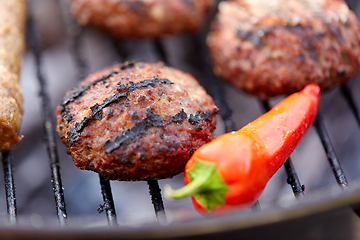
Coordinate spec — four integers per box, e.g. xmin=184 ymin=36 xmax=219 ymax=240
xmin=165 ymin=84 xmax=321 ymax=214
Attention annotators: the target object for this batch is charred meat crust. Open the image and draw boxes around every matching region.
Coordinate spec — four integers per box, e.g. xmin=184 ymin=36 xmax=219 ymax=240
xmin=66 ymin=77 xmax=173 ymax=146
xmin=103 ymin=108 xmax=218 ymax=153
xmin=207 ymin=0 xmax=360 ymax=99
xmin=56 ymin=62 xmax=218 ymax=181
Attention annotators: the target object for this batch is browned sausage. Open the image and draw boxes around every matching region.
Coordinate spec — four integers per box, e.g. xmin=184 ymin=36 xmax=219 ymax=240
xmin=0 ymin=0 xmax=26 ymax=152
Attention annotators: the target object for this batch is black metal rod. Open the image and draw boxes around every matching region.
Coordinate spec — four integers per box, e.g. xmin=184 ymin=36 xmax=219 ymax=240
xmin=59 ymin=0 xmax=88 ymax=81
xmin=261 ymin=101 xmax=304 ymax=197
xmin=27 ymin=12 xmax=68 ymax=226
xmin=154 ymin=40 xmax=168 ymax=65
xmin=314 ymin=112 xmax=348 ymax=187
xmin=147 ymin=180 xmax=166 ymax=224
xmin=283 ymin=157 xmax=305 ymax=197
xmin=193 ymin=34 xmax=236 ymax=132
xmin=1 ymin=152 xmax=17 ymax=224
xmin=99 ymin=175 xmax=118 ymax=226
xmin=61 ymin=7 xmax=120 ymax=225
xmin=341 ymin=84 xmax=360 ymax=126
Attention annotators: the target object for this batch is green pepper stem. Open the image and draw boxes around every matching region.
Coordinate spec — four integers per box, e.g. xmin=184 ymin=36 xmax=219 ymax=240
xmin=165 ymin=160 xmax=229 ymax=212
xmin=165 ymin=167 xmax=213 ymax=199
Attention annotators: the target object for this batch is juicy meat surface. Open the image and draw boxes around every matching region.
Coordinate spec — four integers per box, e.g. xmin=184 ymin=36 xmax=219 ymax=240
xmin=56 ymin=62 xmax=218 ymax=181
xmin=69 ymin=0 xmax=216 ymax=39
xmin=0 ymin=0 xmax=26 ymax=152
xmin=207 ymin=0 xmax=360 ymax=99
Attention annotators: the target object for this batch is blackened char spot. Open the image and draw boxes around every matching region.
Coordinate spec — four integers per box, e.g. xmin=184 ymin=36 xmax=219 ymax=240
xmin=103 ymin=108 xmax=165 ymax=153
xmin=189 ymin=109 xmax=219 ymax=129
xmin=237 ymin=28 xmax=263 ymax=48
xmin=138 ymin=95 xmax=146 ymax=102
xmin=299 ymin=54 xmax=305 ymax=63
xmin=66 ymin=77 xmax=173 ymax=146
xmin=67 ymin=91 xmax=128 ymax=146
xmin=60 ymin=71 xmax=119 ymax=112
xmin=237 ymin=28 xmax=252 ymax=39
xmin=168 ymin=109 xmax=187 ymax=124
xmin=190 ymin=149 xmax=195 ymax=157
xmin=61 ymin=106 xmax=73 ymax=122
xmin=90 ymin=104 xmax=104 ymax=120
xmin=285 ymin=25 xmax=319 ymax=60
xmin=117 ymin=77 xmax=173 ymax=92
xmin=60 ymin=61 xmax=136 ymax=118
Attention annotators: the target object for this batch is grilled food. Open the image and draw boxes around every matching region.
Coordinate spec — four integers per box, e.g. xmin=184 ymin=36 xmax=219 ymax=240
xmin=207 ymin=0 xmax=360 ymax=99
xmin=69 ymin=0 xmax=216 ymax=39
xmin=0 ymin=0 xmax=26 ymax=152
xmin=56 ymin=62 xmax=218 ymax=181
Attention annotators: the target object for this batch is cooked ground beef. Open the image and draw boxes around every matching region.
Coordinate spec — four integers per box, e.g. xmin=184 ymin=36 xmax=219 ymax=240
xmin=207 ymin=0 xmax=360 ymax=100
xmin=69 ymin=0 xmax=216 ymax=39
xmin=56 ymin=61 xmax=218 ymax=181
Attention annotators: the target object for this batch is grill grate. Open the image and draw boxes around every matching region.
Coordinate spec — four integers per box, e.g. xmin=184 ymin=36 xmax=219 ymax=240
xmin=27 ymin=10 xmax=68 ymax=226
xmin=1 ymin=152 xmax=17 ymax=225
xmin=98 ymin=175 xmax=118 ymax=227
xmin=2 ymin=0 xmax=360 ymax=233
xmin=341 ymin=84 xmax=360 ymax=126
xmin=314 ymin=113 xmax=348 ymax=188
xmin=27 ymin=11 xmax=67 ymax=226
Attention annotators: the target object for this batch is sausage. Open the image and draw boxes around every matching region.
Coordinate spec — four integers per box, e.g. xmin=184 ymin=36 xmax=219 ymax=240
xmin=56 ymin=62 xmax=218 ymax=181
xmin=0 ymin=0 xmax=26 ymax=152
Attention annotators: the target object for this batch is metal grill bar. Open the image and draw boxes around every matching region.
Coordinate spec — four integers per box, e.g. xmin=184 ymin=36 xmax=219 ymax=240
xmin=154 ymin=40 xmax=168 ymax=65
xmin=60 ymin=3 xmax=120 ymax=225
xmin=341 ymin=84 xmax=360 ymax=126
xmin=1 ymin=152 xmax=17 ymax=224
xmin=27 ymin=12 xmax=68 ymax=226
xmin=60 ymin=0 xmax=88 ymax=81
xmin=99 ymin=175 xmax=118 ymax=226
xmin=314 ymin=113 xmax=348 ymax=187
xmin=147 ymin=180 xmax=166 ymax=224
xmin=194 ymin=35 xmax=236 ymax=132
xmin=261 ymin=101 xmax=305 ymax=197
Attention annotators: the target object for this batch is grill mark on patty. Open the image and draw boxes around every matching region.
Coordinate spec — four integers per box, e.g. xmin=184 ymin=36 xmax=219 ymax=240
xmin=189 ymin=110 xmax=219 ymax=129
xmin=237 ymin=28 xmax=262 ymax=48
xmin=60 ymin=71 xmax=119 ymax=111
xmin=103 ymin=108 xmax=218 ymax=153
xmin=60 ymin=61 xmax=137 ymax=121
xmin=284 ymin=25 xmax=320 ymax=60
xmin=103 ymin=108 xmax=165 ymax=153
xmin=66 ymin=77 xmax=173 ymax=146
xmin=167 ymin=109 xmax=187 ymax=124
xmin=61 ymin=106 xmax=73 ymax=122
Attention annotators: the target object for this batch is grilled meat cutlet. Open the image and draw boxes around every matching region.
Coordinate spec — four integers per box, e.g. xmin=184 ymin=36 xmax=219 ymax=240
xmin=207 ymin=0 xmax=360 ymax=99
xmin=56 ymin=62 xmax=218 ymax=181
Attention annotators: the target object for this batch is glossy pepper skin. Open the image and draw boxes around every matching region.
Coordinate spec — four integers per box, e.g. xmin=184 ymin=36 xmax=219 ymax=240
xmin=166 ymin=84 xmax=321 ymax=214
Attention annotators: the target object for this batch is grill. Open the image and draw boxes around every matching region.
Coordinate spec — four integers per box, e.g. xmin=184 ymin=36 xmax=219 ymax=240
xmin=1 ymin=0 xmax=360 ymax=239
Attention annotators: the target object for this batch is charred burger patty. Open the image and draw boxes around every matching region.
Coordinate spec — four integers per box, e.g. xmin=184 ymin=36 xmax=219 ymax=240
xmin=69 ymin=0 xmax=216 ymax=39
xmin=56 ymin=62 xmax=218 ymax=181
xmin=207 ymin=0 xmax=360 ymax=99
